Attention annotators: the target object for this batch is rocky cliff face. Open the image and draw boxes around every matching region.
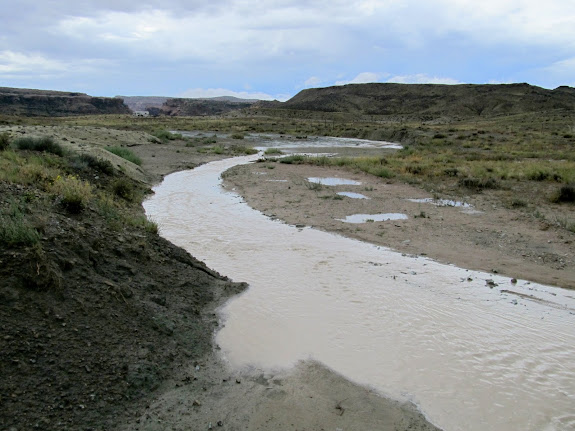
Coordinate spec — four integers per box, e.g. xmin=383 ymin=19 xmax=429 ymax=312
xmin=0 ymin=87 xmax=131 ymax=116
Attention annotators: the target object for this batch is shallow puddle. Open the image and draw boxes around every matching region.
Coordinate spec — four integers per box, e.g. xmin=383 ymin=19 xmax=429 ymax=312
xmin=145 ymin=154 xmax=575 ymax=431
xmin=337 ymin=213 xmax=408 ymax=223
xmin=407 ymin=197 xmax=471 ymax=208
xmin=308 ymin=177 xmax=362 ymax=186
xmin=337 ymin=191 xmax=370 ymax=199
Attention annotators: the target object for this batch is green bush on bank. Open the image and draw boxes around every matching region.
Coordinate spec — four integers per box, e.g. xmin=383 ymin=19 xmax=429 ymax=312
xmin=0 ymin=201 xmax=40 ymax=246
xmin=13 ymin=136 xmax=65 ymax=156
xmin=105 ymin=146 xmax=142 ymax=166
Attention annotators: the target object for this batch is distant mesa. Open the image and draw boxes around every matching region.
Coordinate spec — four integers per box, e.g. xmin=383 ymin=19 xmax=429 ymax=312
xmin=0 ymin=87 xmax=130 ymax=116
xmin=2 ymin=83 xmax=573 ymax=119
xmin=119 ymin=95 xmax=261 ymax=117
xmin=274 ymin=83 xmax=575 ymax=119
xmin=146 ymin=83 xmax=574 ymax=119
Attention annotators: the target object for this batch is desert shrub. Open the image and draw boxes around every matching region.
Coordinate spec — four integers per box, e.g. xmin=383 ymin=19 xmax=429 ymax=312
xmin=126 ymin=215 xmax=159 ymax=234
xmin=0 ymin=132 xmax=10 ymax=151
xmin=152 ymin=129 xmax=183 ymax=142
xmin=526 ymin=169 xmax=559 ymax=182
xmin=443 ymin=167 xmax=459 ymax=177
xmin=112 ymin=177 xmax=135 ymax=201
xmin=264 ymin=148 xmax=283 ymax=155
xmin=405 ymin=164 xmax=424 ymax=175
xmin=105 ymin=146 xmax=142 ymax=166
xmin=231 ymin=132 xmax=245 ymax=140
xmin=0 ymin=151 xmax=58 ymax=185
xmin=50 ymin=175 xmax=93 ymax=213
xmin=74 ymin=154 xmax=115 ymax=175
xmin=279 ymin=155 xmax=306 ymax=164
xmin=551 ymin=184 xmax=575 ymax=203
xmin=209 ymin=145 xmax=225 ymax=154
xmin=458 ymin=177 xmax=500 ymax=190
xmin=14 ymin=136 xmax=65 ymax=156
xmin=231 ymin=145 xmax=258 ymax=155
xmin=185 ymin=136 xmax=217 ymax=146
xmin=510 ymin=199 xmax=527 ymax=208
xmin=0 ymin=201 xmax=40 ymax=246
xmin=305 ymin=181 xmax=323 ymax=190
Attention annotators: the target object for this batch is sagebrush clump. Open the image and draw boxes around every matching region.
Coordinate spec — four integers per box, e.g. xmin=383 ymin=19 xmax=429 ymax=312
xmin=50 ymin=175 xmax=94 ymax=213
xmin=0 ymin=132 xmax=10 ymax=151
xmin=14 ymin=136 xmax=65 ymax=156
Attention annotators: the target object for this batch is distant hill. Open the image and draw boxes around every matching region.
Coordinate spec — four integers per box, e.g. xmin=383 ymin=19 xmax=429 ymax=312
xmin=200 ymin=96 xmax=260 ymax=103
xmin=0 ymin=87 xmax=130 ymax=116
xmin=276 ymin=83 xmax=575 ymax=119
xmin=160 ymin=98 xmax=256 ymax=116
xmin=119 ymin=96 xmax=168 ymax=112
xmin=119 ymin=95 xmax=260 ymax=116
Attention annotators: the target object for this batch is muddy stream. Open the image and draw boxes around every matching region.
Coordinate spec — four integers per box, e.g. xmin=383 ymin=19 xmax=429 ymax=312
xmin=144 ymin=144 xmax=575 ymax=431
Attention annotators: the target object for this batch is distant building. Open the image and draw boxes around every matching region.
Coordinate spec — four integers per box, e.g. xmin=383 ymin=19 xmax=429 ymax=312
xmin=133 ymin=111 xmax=149 ymax=117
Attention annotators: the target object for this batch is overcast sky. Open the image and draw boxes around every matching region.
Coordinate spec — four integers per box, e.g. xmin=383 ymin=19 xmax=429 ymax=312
xmin=1 ymin=0 xmax=574 ymax=100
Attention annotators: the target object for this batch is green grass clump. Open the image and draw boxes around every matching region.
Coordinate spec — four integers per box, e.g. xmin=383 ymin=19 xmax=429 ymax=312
xmin=279 ymin=155 xmax=306 ymax=164
xmin=13 ymin=136 xmax=65 ymax=156
xmin=112 ymin=177 xmax=136 ymax=201
xmin=152 ymin=129 xmax=183 ymax=142
xmin=232 ymin=145 xmax=258 ymax=155
xmin=49 ymin=174 xmax=94 ymax=213
xmin=199 ymin=144 xmax=257 ymax=155
xmin=105 ymin=146 xmax=142 ymax=166
xmin=264 ymin=148 xmax=283 ymax=155
xmin=231 ymin=132 xmax=245 ymax=140
xmin=0 ymin=150 xmax=59 ymax=185
xmin=305 ymin=181 xmax=323 ymax=190
xmin=185 ymin=136 xmax=218 ymax=146
xmin=125 ymin=215 xmax=159 ymax=234
xmin=0 ymin=201 xmax=40 ymax=246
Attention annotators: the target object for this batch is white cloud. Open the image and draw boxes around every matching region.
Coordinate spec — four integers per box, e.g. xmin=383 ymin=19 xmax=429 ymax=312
xmin=53 ymin=6 xmax=352 ymax=62
xmin=335 ymin=72 xmax=382 ymax=85
xmin=386 ymin=74 xmax=461 ymax=85
xmin=178 ymin=88 xmax=290 ymax=101
xmin=532 ymin=57 xmax=575 ymax=88
xmin=543 ymin=57 xmax=575 ymax=75
xmin=3 ymin=1 xmax=575 ymax=94
xmin=304 ymin=76 xmax=323 ymax=87
xmin=0 ymin=50 xmax=67 ymax=74
xmin=487 ymin=79 xmax=513 ymax=85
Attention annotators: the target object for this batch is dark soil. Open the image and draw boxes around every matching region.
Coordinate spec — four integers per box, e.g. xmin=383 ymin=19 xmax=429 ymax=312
xmin=0 ymin=177 xmax=245 ymax=430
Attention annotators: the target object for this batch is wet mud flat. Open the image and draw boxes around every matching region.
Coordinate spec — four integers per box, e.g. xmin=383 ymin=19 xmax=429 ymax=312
xmin=223 ymin=158 xmax=575 ymax=290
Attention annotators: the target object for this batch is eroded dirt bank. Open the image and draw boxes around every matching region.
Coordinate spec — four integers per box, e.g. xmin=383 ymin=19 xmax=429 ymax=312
xmin=223 ymin=160 xmax=574 ymax=290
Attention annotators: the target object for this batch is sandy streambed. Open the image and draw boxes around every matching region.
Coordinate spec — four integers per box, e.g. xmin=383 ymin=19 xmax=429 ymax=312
xmin=145 ymin=154 xmax=575 ymax=431
xmin=223 ymin=160 xmax=575 ymax=290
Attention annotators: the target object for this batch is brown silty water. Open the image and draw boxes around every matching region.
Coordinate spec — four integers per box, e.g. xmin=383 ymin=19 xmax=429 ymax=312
xmin=144 ymin=148 xmax=575 ymax=431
